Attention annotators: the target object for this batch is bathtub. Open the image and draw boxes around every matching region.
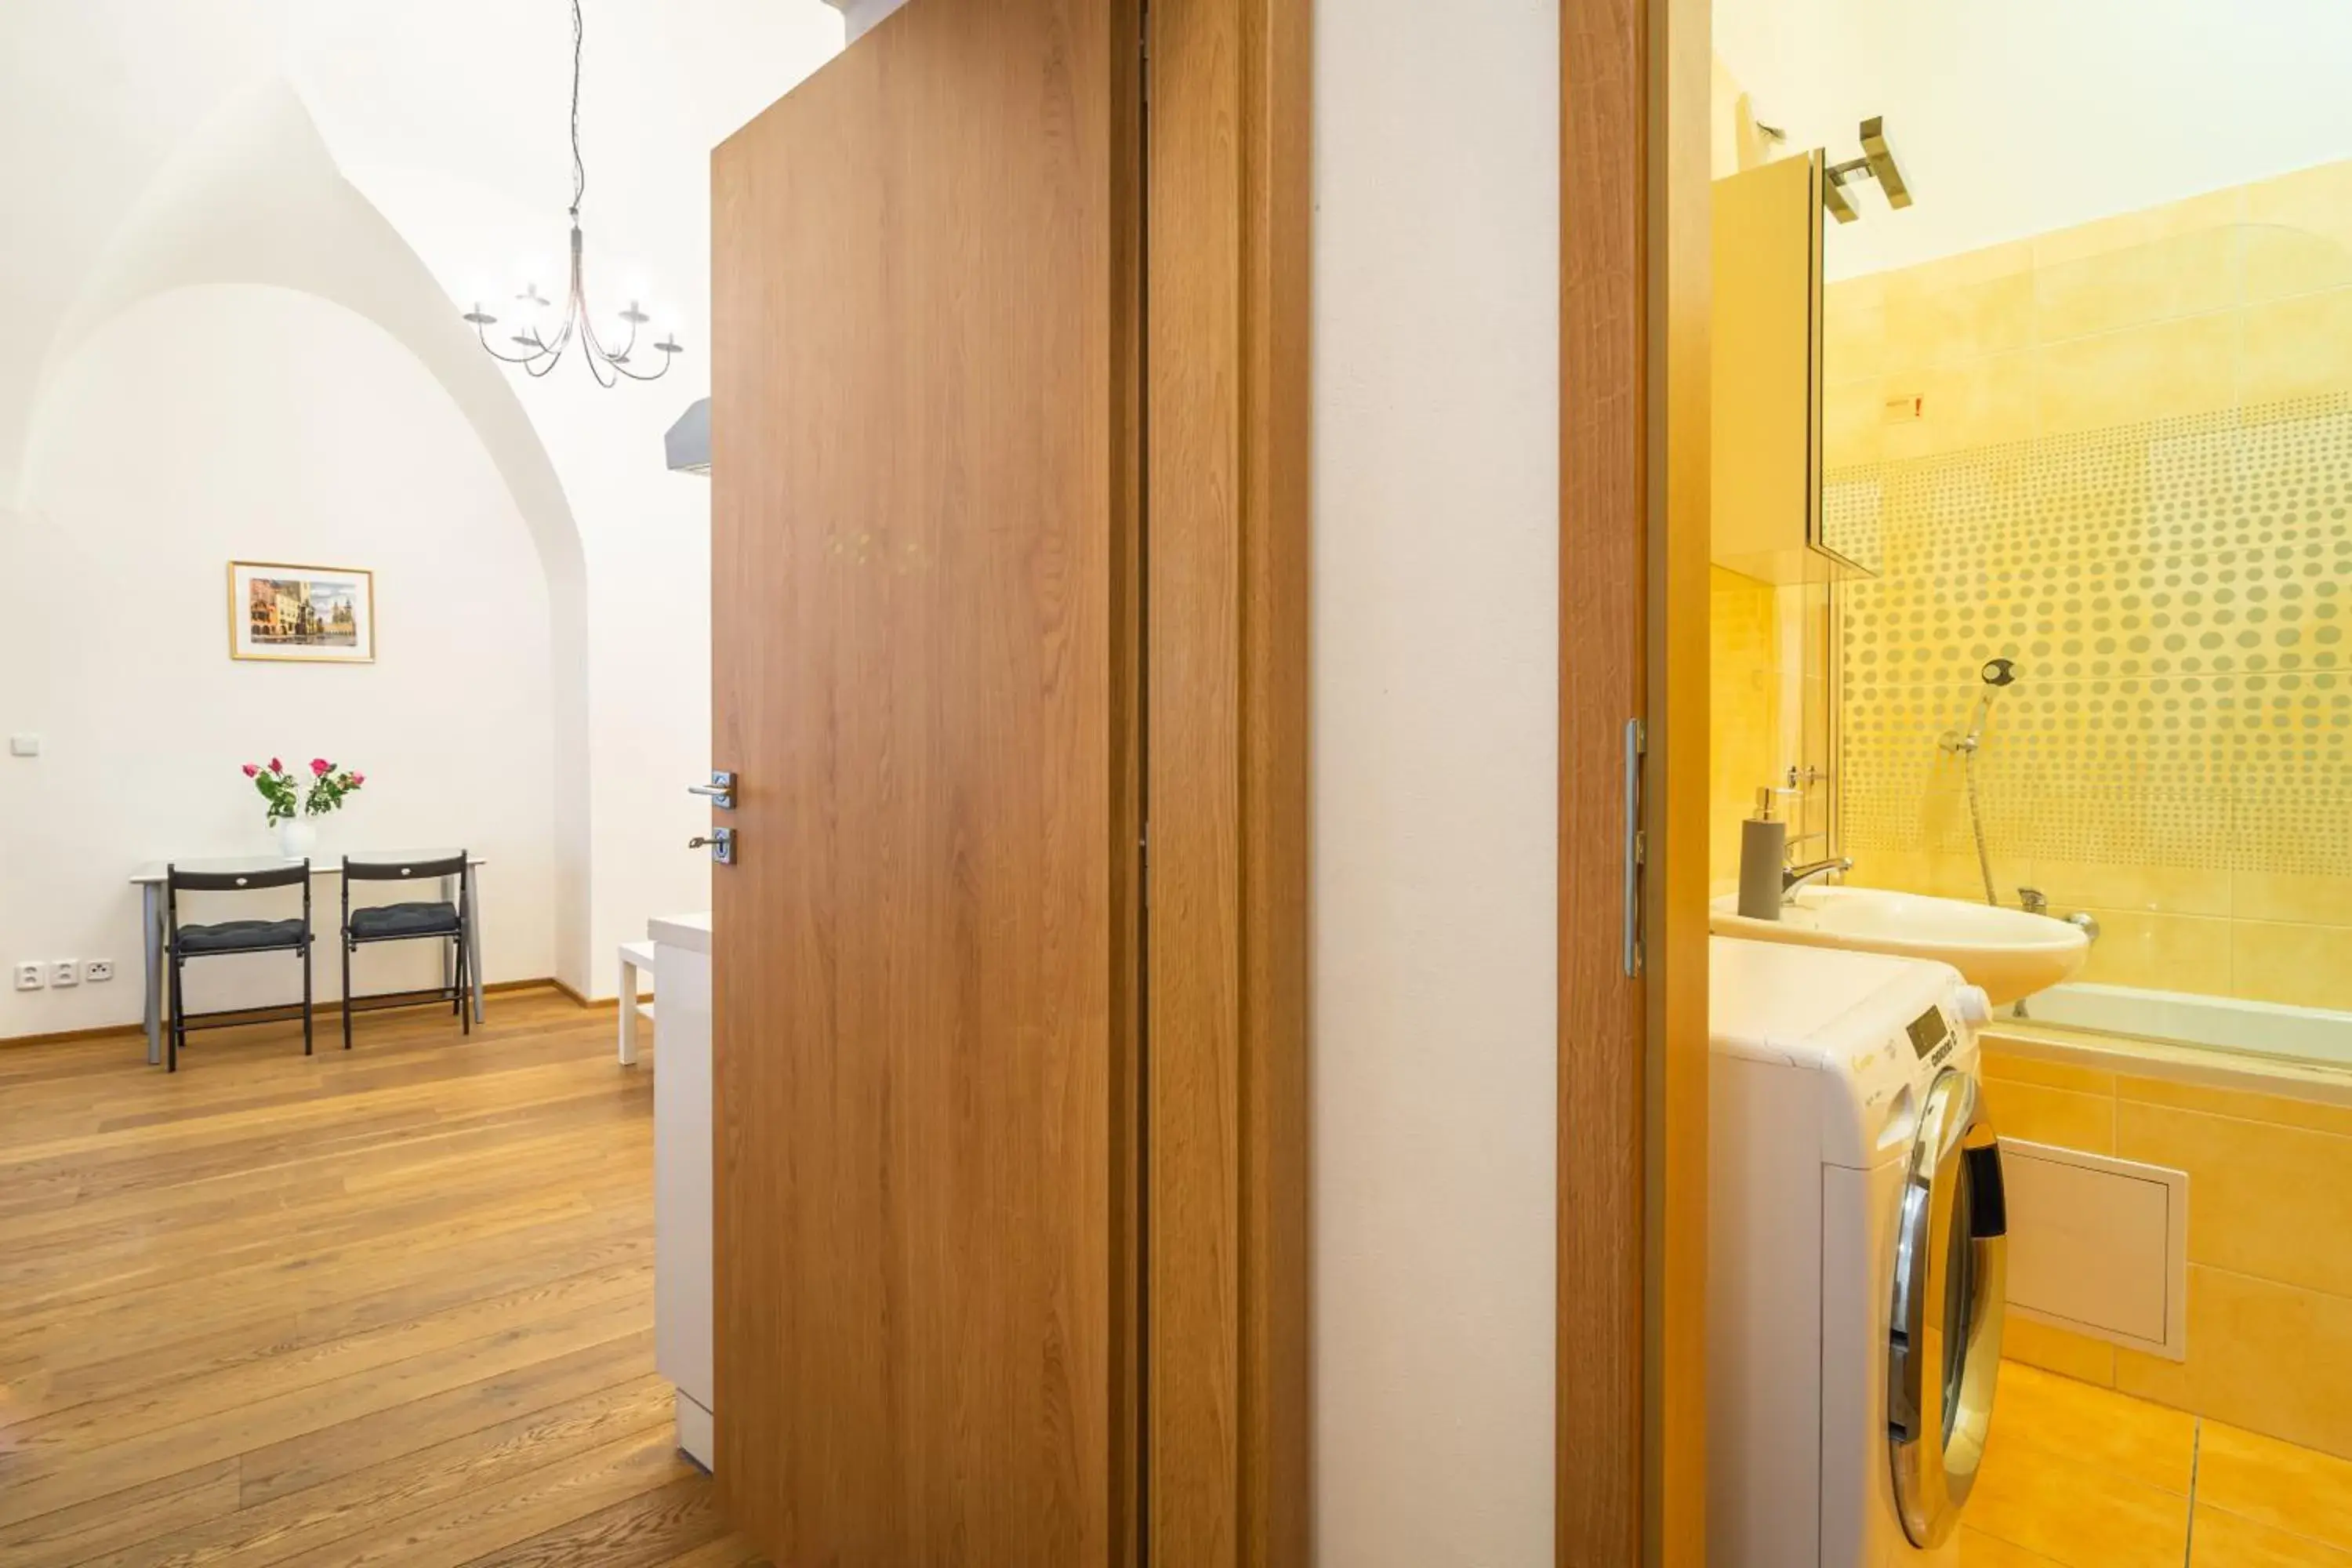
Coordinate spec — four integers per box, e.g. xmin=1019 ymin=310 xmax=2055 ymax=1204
xmin=2022 ymin=981 xmax=2352 ymax=1071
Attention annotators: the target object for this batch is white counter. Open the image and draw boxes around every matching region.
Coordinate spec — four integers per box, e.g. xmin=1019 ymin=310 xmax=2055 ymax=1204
xmin=647 ymin=910 xmax=711 ymax=954
xmin=649 ymin=910 xmax=714 ymax=1469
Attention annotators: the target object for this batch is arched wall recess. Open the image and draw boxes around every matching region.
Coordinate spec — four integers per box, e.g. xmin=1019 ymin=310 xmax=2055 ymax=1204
xmin=18 ymin=78 xmax=598 ymax=993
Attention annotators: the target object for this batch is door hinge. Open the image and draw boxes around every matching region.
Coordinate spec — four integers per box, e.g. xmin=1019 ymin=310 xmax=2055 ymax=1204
xmin=1140 ymin=827 xmax=1149 ymax=911
xmin=1624 ymin=719 xmax=1647 ymax=978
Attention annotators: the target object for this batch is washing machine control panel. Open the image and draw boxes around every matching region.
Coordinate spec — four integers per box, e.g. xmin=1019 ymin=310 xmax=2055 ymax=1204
xmin=1828 ymin=991 xmax=1976 ymax=1167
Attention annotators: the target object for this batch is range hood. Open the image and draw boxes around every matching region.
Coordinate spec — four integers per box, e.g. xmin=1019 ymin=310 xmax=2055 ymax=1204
xmin=666 ymin=398 xmax=711 ymax=476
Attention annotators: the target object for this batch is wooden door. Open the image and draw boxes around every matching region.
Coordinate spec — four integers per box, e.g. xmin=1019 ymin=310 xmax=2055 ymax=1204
xmin=709 ymin=0 xmax=1143 ymax=1560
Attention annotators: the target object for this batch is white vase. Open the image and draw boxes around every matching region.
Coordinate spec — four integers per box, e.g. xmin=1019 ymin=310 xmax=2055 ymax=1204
xmin=276 ymin=818 xmax=318 ymax=861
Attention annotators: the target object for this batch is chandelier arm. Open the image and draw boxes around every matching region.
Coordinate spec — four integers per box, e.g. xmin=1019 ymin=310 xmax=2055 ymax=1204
xmin=523 ymin=310 xmax=583 ymax=377
xmin=474 ymin=322 xmax=557 ymax=368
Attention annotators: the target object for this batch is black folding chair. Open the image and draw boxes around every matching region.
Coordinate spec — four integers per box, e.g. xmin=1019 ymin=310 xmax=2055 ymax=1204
xmin=340 ymin=853 xmax=474 ymax=1048
xmin=165 ymin=860 xmax=314 ymax=1073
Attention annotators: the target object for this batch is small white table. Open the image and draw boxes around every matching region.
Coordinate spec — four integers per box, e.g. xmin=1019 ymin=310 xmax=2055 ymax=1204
xmin=129 ymin=851 xmax=487 ymax=1067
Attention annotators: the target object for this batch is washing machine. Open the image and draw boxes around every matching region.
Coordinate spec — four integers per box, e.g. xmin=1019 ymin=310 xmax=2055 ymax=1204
xmin=1708 ymin=937 xmax=2009 ymax=1567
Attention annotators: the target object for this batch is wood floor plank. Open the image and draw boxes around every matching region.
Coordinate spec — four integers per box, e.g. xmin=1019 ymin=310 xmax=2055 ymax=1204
xmin=234 ymin=1329 xmax=658 ymax=1509
xmin=459 ymin=1473 xmax=730 ymax=1568
xmin=0 ymin=993 xmax=720 ymax=1565
xmin=77 ymin=1378 xmax=677 ymax=1568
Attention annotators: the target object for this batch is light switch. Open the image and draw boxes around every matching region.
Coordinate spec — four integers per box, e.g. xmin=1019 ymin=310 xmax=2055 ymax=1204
xmin=7 ymin=735 xmax=37 ymax=758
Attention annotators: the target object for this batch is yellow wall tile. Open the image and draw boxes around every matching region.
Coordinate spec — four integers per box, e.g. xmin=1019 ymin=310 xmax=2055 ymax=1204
xmin=2231 ymin=920 xmax=2352 ymax=1013
xmin=2115 ymin=1100 xmax=2352 ymax=1299
xmin=2034 ymin=312 xmax=2241 ymax=436
xmin=2245 ymin=160 xmax=2352 ymax=305
xmin=2115 ymin=1073 xmax=2352 ymax=1142
xmin=2198 ymin=1420 xmax=2352 ymax=1556
xmin=2234 ymin=871 xmax=2352 ymax=927
xmin=2242 ymin=288 xmax=2352 ymax=404
xmin=2029 ymin=187 xmax=2246 ymax=272
xmin=2075 ymin=909 xmax=2234 ymax=996
xmin=1824 ymin=376 xmax=1886 ymax=468
xmin=1882 ymin=352 xmax=2040 ymax=460
xmin=1983 ymin=1047 xmax=2119 ymax=1098
xmin=2117 ymin=1266 xmax=2352 ymax=1462
xmin=2034 ymin=224 xmax=2241 ymax=344
xmin=2002 ymin=1324 xmax=2118 ymax=1388
xmin=1988 ymin=1079 xmax=2117 ymax=1154
xmin=1823 ymin=293 xmax=1886 ymax=383
xmin=2190 ymin=1504 xmax=2352 ymax=1567
xmin=1886 ymin=260 xmax=2036 ymax=369
xmin=2030 ymin=859 xmax=2233 ymax=919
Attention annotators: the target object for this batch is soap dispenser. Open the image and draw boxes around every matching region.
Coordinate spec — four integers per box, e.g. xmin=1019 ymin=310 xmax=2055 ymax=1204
xmin=1737 ymin=786 xmax=1788 ymax=920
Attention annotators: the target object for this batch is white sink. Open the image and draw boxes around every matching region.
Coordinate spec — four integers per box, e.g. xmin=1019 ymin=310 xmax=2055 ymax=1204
xmin=1708 ymin=884 xmax=2091 ymax=1007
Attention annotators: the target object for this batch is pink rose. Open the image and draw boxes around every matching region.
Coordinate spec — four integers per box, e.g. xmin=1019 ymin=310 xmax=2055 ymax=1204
xmin=350 ymin=773 xmax=365 ymax=786
xmin=270 ymin=757 xmax=283 ymax=772
xmin=311 ymin=758 xmax=332 ymax=776
xmin=242 ymin=764 xmax=260 ymax=778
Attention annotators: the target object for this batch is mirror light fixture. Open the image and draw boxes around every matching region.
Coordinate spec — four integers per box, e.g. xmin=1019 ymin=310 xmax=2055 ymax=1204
xmin=464 ymin=0 xmax=683 ymax=385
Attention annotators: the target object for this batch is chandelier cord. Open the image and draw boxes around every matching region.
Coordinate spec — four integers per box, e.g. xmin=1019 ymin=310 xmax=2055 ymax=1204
xmin=567 ymin=0 xmax=586 ymax=220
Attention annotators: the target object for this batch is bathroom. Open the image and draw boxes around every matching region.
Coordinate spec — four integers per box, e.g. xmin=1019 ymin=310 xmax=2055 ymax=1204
xmin=1706 ymin=0 xmax=2352 ymax=1561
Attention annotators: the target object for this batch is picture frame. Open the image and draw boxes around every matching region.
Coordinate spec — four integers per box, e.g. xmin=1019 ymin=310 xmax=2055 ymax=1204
xmin=228 ymin=561 xmax=377 ymax=665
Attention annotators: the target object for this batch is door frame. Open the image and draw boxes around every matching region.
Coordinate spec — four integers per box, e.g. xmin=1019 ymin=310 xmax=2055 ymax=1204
xmin=1558 ymin=0 xmax=1712 ymax=1559
xmin=1145 ymin=1 xmax=1312 ymax=1563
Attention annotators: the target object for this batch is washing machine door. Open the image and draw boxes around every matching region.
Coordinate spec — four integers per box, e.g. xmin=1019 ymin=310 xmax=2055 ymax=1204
xmin=1887 ymin=1066 xmax=2008 ymax=1548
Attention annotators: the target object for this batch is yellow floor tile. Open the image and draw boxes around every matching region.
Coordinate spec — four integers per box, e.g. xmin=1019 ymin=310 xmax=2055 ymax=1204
xmin=2198 ymin=1422 xmax=2352 ymax=1555
xmin=1985 ymin=1361 xmax=2199 ymax=1496
xmin=1962 ymin=1525 xmax=2070 ymax=1566
xmin=2192 ymin=1505 xmax=2352 ymax=1567
xmin=1968 ymin=1436 xmax=2192 ymax=1567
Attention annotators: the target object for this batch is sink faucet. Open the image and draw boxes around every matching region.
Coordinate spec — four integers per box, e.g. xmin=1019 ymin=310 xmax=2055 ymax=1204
xmin=1782 ymin=856 xmax=1853 ymax=900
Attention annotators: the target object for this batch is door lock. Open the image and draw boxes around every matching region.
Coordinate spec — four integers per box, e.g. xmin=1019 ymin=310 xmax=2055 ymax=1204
xmin=689 ymin=827 xmax=736 ymax=866
xmin=688 ymin=771 xmax=737 ymax=811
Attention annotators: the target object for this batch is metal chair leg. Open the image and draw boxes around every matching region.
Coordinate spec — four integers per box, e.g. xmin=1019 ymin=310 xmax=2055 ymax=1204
xmin=457 ymin=938 xmax=471 ymax=1037
xmin=343 ymin=938 xmax=354 ymax=1051
xmin=302 ymin=940 xmax=314 ymax=1057
xmin=166 ymin=955 xmax=182 ymax=1073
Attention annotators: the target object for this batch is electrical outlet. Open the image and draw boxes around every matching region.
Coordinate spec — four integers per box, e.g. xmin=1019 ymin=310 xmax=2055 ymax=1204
xmin=83 ymin=959 xmax=114 ymax=983
xmin=13 ymin=962 xmax=42 ymax=992
xmin=49 ymin=960 xmax=80 ymax=988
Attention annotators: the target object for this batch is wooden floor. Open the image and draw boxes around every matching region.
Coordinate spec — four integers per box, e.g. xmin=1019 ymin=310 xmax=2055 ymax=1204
xmin=0 ymin=988 xmax=764 ymax=1567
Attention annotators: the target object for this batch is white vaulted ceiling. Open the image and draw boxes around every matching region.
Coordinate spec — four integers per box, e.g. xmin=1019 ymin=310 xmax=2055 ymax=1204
xmin=0 ymin=0 xmax=844 ymax=495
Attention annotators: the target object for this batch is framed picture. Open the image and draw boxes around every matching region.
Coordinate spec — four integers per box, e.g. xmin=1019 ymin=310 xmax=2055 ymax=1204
xmin=229 ymin=561 xmax=376 ymax=664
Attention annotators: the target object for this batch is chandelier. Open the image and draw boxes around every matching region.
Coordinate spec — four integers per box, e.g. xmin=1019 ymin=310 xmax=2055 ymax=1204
xmin=463 ymin=0 xmax=682 ymax=386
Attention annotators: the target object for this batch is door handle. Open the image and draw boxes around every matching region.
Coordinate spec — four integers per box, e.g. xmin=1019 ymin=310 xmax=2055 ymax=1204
xmin=688 ymin=770 xmax=736 ymax=810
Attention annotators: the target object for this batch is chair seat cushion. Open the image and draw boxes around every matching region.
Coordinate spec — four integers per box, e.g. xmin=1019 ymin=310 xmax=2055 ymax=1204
xmin=349 ymin=901 xmax=462 ymax=940
xmin=179 ymin=918 xmax=309 ymax=955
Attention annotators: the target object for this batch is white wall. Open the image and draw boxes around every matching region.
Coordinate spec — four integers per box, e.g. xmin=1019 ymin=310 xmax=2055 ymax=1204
xmin=0 ymin=2 xmax=846 ymax=1009
xmin=1312 ymin=4 xmax=1560 ymax=1564
xmin=0 ymin=285 xmax=555 ymax=1033
xmin=1715 ymin=0 xmax=2352 ymax=278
